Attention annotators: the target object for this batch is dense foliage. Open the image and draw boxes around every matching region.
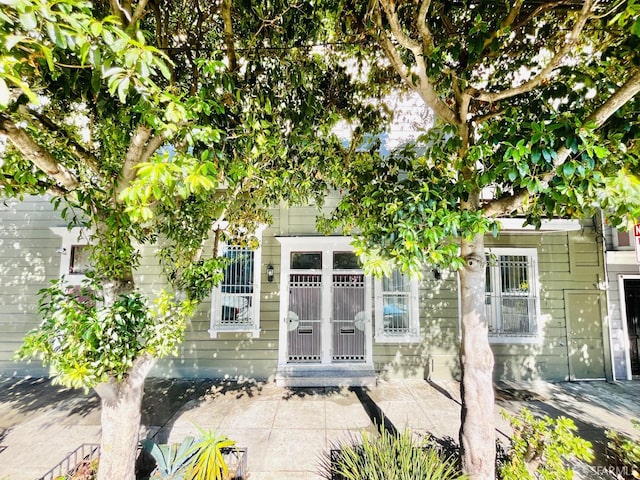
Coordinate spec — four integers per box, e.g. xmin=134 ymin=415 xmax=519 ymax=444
xmin=324 ymin=428 xmax=467 ymax=480
xmin=1 ymin=1 xmax=375 ymax=478
xmin=320 ymin=1 xmax=640 ymax=478
xmin=499 ymin=408 xmax=593 ymax=480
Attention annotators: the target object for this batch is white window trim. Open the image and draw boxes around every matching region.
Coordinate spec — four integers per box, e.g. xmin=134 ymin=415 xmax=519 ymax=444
xmin=50 ymin=227 xmax=92 ymax=286
xmin=208 ymin=226 xmax=264 ymax=339
xmin=486 ymin=247 xmax=542 ymax=344
xmin=374 ymin=273 xmax=420 ymax=344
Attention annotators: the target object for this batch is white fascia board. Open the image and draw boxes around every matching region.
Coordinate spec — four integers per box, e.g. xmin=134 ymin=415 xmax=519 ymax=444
xmin=497 ymin=218 xmax=582 ymax=232
xmin=606 ymin=250 xmax=639 ymax=266
xmin=276 ymin=236 xmax=354 ymax=250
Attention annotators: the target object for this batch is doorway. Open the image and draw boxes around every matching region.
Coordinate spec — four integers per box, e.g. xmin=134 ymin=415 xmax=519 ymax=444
xmin=277 ymin=237 xmax=373 ymax=369
xmin=565 ymin=290 xmax=606 ymax=380
xmin=623 ymin=279 xmax=640 ymax=376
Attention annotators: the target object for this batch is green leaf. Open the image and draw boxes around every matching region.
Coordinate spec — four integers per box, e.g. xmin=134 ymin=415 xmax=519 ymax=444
xmin=18 ymin=11 xmax=37 ymax=30
xmin=117 ymin=76 xmax=130 ymax=103
xmin=531 ymin=149 xmax=542 ymax=164
xmin=563 ymin=163 xmax=575 ymax=177
xmin=593 ymin=146 xmax=609 ymax=159
xmin=0 ymin=78 xmax=10 ymax=107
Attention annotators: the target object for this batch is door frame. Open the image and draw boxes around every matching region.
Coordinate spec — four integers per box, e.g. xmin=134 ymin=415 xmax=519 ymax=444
xmin=619 ymin=275 xmax=640 ymax=380
xmin=276 ymin=236 xmax=374 ymax=368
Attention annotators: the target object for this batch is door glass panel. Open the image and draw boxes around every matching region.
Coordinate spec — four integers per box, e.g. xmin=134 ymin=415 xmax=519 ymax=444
xmin=332 ymin=252 xmax=360 ymax=270
xmin=291 ymin=252 xmax=322 ymax=269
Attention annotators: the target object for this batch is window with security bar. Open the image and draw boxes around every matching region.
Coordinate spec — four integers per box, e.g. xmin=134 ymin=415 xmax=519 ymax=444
xmin=374 ymin=269 xmax=420 ymax=343
xmin=210 ymin=240 xmax=263 ymax=338
xmin=485 ymin=249 xmax=539 ymax=341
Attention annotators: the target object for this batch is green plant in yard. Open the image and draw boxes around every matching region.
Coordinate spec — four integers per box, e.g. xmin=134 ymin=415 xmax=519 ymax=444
xmin=185 ymin=425 xmax=236 ymax=480
xmin=500 ymin=408 xmax=593 ymax=480
xmin=605 ymin=419 xmax=640 ymax=480
xmin=141 ymin=437 xmax=196 ymax=480
xmin=324 ymin=427 xmax=467 ymax=480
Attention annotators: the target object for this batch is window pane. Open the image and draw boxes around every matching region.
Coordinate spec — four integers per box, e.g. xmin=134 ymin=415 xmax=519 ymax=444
xmin=500 ymin=297 xmax=535 ymax=333
xmin=222 ymin=247 xmax=254 ymax=294
xmin=382 ymin=269 xmax=409 ymax=292
xmin=383 ymin=294 xmax=409 ymax=334
xmin=381 ymin=270 xmax=411 ymax=335
xmin=291 ymin=252 xmax=322 ymax=269
xmin=486 ymin=253 xmax=537 ymax=336
xmin=219 ymin=294 xmax=253 ymax=326
xmin=69 ymin=245 xmax=90 ymax=274
xmin=332 ymin=252 xmax=360 ymax=270
xmin=500 ymin=255 xmax=529 ymax=294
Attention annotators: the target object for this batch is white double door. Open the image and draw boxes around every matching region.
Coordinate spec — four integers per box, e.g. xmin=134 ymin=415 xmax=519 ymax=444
xmin=277 ymin=237 xmax=373 ymax=366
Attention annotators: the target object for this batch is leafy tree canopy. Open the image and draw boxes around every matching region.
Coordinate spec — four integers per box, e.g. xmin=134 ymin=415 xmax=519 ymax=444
xmin=0 ymin=0 xmax=389 ymax=392
xmin=320 ymin=0 xmax=640 ymax=275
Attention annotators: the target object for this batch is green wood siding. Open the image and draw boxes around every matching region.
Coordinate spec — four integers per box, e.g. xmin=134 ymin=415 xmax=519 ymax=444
xmin=0 ymin=196 xmax=609 ymax=383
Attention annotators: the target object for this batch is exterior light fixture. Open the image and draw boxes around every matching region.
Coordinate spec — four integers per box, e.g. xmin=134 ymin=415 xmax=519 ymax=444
xmin=267 ymin=264 xmax=275 ymax=282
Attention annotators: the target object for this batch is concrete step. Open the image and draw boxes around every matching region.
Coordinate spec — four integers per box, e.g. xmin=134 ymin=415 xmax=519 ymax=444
xmin=275 ymin=365 xmax=377 ymax=388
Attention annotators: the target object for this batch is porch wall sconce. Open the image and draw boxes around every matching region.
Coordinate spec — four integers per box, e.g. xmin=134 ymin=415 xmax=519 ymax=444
xmin=267 ymin=264 xmax=275 ymax=282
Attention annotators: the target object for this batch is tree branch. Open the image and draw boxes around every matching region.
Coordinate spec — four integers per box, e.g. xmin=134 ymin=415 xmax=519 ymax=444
xmin=115 ymin=125 xmax=152 ymax=198
xmin=109 ymin=0 xmax=131 ymax=26
xmin=221 ymin=0 xmax=238 ymax=72
xmin=140 ymin=131 xmax=169 ymax=164
xmin=379 ymin=0 xmax=421 ymax=54
xmin=370 ymin=2 xmax=460 ymax=126
xmin=483 ymin=68 xmax=640 ymax=217
xmin=26 ymin=108 xmax=102 ymax=178
xmin=467 ymin=0 xmax=595 ymax=103
xmin=416 ymin=0 xmax=434 ymax=54
xmin=0 ymin=113 xmax=80 ymax=191
xmin=0 ymin=173 xmax=68 ymax=196
xmin=481 ymin=0 xmax=525 ymax=52
xmin=129 ymin=0 xmax=150 ymax=28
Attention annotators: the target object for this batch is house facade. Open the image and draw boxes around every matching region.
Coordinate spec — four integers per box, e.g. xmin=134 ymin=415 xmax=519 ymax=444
xmin=603 ymin=224 xmax=640 ymax=380
xmin=0 ymin=195 xmax=615 ymax=385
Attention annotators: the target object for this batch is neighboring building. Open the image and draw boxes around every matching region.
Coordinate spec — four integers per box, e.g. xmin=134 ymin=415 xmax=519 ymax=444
xmin=0 ymin=195 xmax=615 ymax=385
xmin=603 ymin=223 xmax=640 ymax=380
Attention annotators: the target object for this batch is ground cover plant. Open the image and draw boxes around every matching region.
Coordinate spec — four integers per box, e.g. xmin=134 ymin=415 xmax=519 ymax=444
xmin=605 ymin=419 xmax=640 ymax=480
xmin=499 ymin=408 xmax=593 ymax=480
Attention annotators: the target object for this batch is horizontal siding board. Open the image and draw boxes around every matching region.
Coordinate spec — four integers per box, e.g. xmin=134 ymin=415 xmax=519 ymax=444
xmin=0 ymin=197 xmax=609 ymax=382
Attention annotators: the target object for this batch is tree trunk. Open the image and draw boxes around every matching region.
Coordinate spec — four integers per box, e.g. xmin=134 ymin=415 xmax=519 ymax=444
xmin=94 ymin=354 xmax=156 ymax=480
xmin=458 ymin=233 xmax=496 ymax=480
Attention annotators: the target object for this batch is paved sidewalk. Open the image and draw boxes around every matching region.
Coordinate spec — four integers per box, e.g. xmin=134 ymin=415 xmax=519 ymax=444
xmin=0 ymin=376 xmax=639 ymax=479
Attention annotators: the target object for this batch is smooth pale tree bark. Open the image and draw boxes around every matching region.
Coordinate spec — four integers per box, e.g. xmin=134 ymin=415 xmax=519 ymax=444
xmin=458 ymin=232 xmax=495 ymax=480
xmin=94 ymin=354 xmax=156 ymax=480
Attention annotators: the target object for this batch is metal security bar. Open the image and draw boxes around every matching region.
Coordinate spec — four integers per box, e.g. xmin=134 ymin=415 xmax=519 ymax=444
xmin=213 ymin=246 xmax=254 ymax=329
xmin=486 ymin=255 xmax=537 ymax=335
xmin=287 ymin=274 xmax=322 ymax=362
xmin=382 ymin=270 xmax=412 ymax=336
xmin=332 ymin=274 xmax=366 ymax=362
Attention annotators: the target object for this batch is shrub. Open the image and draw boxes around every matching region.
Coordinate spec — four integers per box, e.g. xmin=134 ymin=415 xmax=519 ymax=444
xmin=499 ymin=408 xmax=593 ymax=480
xmin=141 ymin=436 xmax=196 ymax=480
xmin=323 ymin=427 xmax=467 ymax=480
xmin=142 ymin=425 xmax=238 ymax=480
xmin=184 ymin=425 xmax=236 ymax=480
xmin=605 ymin=419 xmax=640 ymax=480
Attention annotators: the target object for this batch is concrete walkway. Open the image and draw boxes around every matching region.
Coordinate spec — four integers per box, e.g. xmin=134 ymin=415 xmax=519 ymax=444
xmin=0 ymin=377 xmax=639 ymax=479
